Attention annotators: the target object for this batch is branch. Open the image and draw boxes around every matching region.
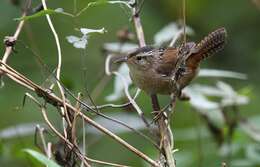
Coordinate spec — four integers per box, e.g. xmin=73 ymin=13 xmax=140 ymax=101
xmin=0 ymin=61 xmax=159 ymax=167
xmin=1 ymin=0 xmax=32 ymax=65
xmin=131 ymin=1 xmax=146 ymax=47
xmin=151 ymin=95 xmax=175 ymax=167
xmin=30 ymin=93 xmax=129 ymax=167
xmin=2 ymin=13 xmax=25 ymax=63
xmin=0 ymin=9 xmax=29 ymax=78
xmin=41 ymin=107 xmax=91 ymax=167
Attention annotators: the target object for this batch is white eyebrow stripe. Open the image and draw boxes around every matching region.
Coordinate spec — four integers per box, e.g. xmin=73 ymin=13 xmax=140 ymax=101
xmin=137 ymin=49 xmax=165 ymax=58
xmin=136 ymin=53 xmax=153 ymax=58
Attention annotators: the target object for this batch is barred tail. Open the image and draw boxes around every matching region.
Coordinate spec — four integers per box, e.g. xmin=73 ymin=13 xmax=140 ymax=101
xmin=196 ymin=27 xmax=227 ymax=59
xmin=187 ymin=28 xmax=227 ymax=67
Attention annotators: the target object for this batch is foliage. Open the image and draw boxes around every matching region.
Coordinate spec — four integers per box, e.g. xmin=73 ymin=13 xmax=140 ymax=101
xmin=0 ymin=0 xmax=260 ymax=167
xmin=23 ymin=149 xmax=61 ymax=167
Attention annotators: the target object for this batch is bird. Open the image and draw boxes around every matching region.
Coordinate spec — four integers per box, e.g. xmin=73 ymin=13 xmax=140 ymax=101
xmin=116 ymin=28 xmax=227 ymax=98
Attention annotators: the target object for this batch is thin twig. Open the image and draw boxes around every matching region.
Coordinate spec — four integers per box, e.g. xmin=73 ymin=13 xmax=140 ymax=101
xmin=182 ymin=0 xmax=186 ymax=44
xmin=73 ymin=93 xmax=86 ymax=167
xmin=0 ymin=1 xmax=30 ymax=78
xmin=27 ymin=93 xmax=88 ymax=166
xmin=81 ymin=116 xmax=86 ymax=167
xmin=105 ymin=54 xmax=150 ymax=127
xmin=151 ymin=95 xmax=175 ymax=167
xmin=41 ymin=107 xmax=91 ymax=167
xmin=84 ymin=157 xmax=131 ymax=167
xmin=35 ymin=125 xmax=48 ymax=155
xmin=90 ymin=88 xmax=141 ymax=110
xmin=28 ymin=94 xmax=130 ymax=167
xmin=131 ymin=3 xmax=146 ymax=47
xmin=1 ymin=0 xmax=32 ymax=64
xmin=2 ymin=13 xmax=26 ymax=63
xmin=43 ymin=106 xmax=133 ymax=167
xmin=169 ymin=29 xmax=185 ymax=47
xmin=0 ymin=66 xmax=35 ymax=90
xmin=40 ymin=0 xmax=62 ymax=83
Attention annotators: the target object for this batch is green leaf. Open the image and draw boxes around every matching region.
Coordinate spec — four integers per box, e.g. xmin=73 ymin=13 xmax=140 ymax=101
xmin=24 ymin=149 xmax=61 ymax=167
xmin=15 ymin=8 xmax=73 ymax=21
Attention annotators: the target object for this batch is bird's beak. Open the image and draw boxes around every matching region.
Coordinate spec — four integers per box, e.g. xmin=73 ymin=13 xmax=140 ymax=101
xmin=114 ymin=55 xmax=128 ymax=63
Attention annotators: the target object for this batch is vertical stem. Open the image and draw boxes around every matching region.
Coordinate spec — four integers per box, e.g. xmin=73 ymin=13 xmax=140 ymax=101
xmin=73 ymin=0 xmax=77 ymax=14
xmin=182 ymin=0 xmax=186 ymax=44
xmin=151 ymin=95 xmax=175 ymax=167
xmin=41 ymin=0 xmax=71 ymax=133
xmin=2 ymin=14 xmax=26 ymax=63
xmin=2 ymin=0 xmax=32 ymax=63
xmin=132 ymin=9 xmax=146 ymax=47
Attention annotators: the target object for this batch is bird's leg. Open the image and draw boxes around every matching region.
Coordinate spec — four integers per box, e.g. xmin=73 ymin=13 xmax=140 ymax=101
xmin=152 ymin=81 xmax=179 ymax=122
xmin=152 ymin=91 xmax=189 ymax=123
xmin=152 ymin=93 xmax=178 ymax=122
xmin=152 ymin=63 xmax=191 ymax=121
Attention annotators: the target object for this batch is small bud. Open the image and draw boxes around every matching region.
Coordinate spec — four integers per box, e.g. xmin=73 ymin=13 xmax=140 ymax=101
xmin=4 ymin=36 xmax=16 ymax=47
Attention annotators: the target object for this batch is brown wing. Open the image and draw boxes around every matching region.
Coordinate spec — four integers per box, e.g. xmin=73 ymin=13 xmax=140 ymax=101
xmin=155 ymin=47 xmax=178 ymax=76
xmin=186 ymin=28 xmax=227 ymax=68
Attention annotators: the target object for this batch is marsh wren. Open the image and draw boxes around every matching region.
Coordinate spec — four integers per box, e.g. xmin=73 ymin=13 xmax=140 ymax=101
xmin=117 ymin=28 xmax=227 ymax=97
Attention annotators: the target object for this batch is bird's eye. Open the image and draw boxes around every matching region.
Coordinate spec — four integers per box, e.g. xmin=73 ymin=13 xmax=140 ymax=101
xmin=136 ymin=56 xmax=142 ymax=61
xmin=135 ymin=56 xmax=147 ymax=66
xmin=179 ymin=67 xmax=186 ymax=73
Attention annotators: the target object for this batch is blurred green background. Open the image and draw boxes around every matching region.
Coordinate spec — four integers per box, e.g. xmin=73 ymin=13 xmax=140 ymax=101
xmin=1 ymin=0 xmax=260 ymax=167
